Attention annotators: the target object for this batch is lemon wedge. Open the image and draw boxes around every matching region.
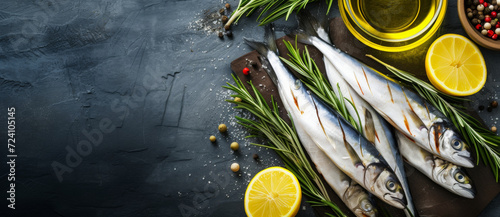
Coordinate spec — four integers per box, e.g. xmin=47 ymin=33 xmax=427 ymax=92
xmin=425 ymin=34 xmax=487 ymax=96
xmin=244 ymin=167 xmax=302 ymax=217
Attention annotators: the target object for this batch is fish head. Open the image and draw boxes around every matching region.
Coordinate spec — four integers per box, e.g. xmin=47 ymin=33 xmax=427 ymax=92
xmin=344 ymin=184 xmax=377 ymax=217
xmin=438 ymin=126 xmax=474 ymax=168
xmin=435 ymin=161 xmax=476 ymax=199
xmin=368 ymin=164 xmax=407 ymax=209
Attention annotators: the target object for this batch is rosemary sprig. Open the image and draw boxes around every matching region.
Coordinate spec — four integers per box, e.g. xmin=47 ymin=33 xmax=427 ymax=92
xmin=224 ymin=74 xmax=347 ymax=217
xmin=368 ymin=55 xmax=500 ymax=181
xmin=225 ymin=0 xmax=333 ymax=28
xmin=280 ymin=40 xmax=363 ymax=134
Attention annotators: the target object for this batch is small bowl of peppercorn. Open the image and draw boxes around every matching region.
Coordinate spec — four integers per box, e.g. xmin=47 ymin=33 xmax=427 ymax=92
xmin=459 ymin=0 xmax=500 ymax=50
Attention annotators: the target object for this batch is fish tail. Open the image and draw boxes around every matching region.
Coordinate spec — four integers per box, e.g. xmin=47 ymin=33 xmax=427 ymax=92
xmin=297 ymin=10 xmax=330 ymax=43
xmin=264 ymin=24 xmax=277 ymax=53
xmin=243 ymin=24 xmax=277 ymax=55
xmin=291 ymin=12 xmax=319 ymax=45
xmin=243 ymin=24 xmax=279 ymax=86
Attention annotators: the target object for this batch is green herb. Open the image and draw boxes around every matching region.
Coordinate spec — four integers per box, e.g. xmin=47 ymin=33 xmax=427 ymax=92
xmin=280 ymin=39 xmax=363 ymax=133
xmin=225 ymin=0 xmax=333 ymax=28
xmin=224 ymin=74 xmax=347 ymax=217
xmin=368 ymin=55 xmax=500 ymax=181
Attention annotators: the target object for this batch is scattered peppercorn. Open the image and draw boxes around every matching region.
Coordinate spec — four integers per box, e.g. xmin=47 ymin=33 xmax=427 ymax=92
xmin=234 ymin=97 xmax=242 ymax=102
xmin=225 ymin=3 xmax=231 ymax=9
xmin=219 ymin=8 xmax=225 ymax=15
xmin=492 ymin=126 xmax=498 ymax=133
xmin=243 ymin=67 xmax=250 ymax=75
xmin=247 ymin=59 xmax=257 ymax=68
xmin=222 ymin=15 xmax=228 ymax=23
xmin=492 ymin=100 xmax=498 ymax=108
xmin=225 ymin=30 xmax=233 ymax=37
xmin=231 ymin=162 xmax=240 ymax=172
xmin=210 ymin=135 xmax=216 ymax=142
xmin=253 ymin=154 xmax=259 ymax=160
xmin=479 ymin=105 xmax=485 ymax=110
xmin=230 ymin=142 xmax=239 ymax=151
xmin=219 ymin=124 xmax=227 ymax=133
xmin=218 ymin=32 xmax=224 ymax=39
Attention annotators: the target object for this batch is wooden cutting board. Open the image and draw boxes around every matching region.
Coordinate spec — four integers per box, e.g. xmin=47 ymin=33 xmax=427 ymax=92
xmin=230 ymin=17 xmax=500 ymax=217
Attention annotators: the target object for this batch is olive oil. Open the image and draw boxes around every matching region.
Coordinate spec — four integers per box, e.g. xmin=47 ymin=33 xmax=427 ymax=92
xmin=349 ymin=0 xmax=440 ymax=41
xmin=339 ymin=0 xmax=446 ymax=51
xmin=360 ymin=0 xmax=420 ymax=32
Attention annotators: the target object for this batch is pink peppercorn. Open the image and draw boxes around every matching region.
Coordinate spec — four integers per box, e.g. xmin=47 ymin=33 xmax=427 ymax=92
xmin=242 ymin=67 xmax=250 ymax=75
xmin=488 ymin=29 xmax=495 ymax=37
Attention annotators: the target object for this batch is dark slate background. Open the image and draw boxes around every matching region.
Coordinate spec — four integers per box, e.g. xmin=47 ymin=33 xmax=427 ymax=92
xmin=0 ymin=0 xmax=499 ymax=217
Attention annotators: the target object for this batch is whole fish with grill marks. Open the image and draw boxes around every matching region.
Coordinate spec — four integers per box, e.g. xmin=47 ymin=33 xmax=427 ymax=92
xmin=293 ymin=20 xmax=474 ymax=169
xmin=295 ymin=12 xmax=416 ymax=216
xmin=396 ymin=131 xmax=476 ymax=199
xmin=282 ymin=91 xmax=377 ymax=217
xmin=244 ymin=25 xmax=407 ymax=209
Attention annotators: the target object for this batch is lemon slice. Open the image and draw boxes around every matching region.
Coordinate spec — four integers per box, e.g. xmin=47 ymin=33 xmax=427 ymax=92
xmin=425 ymin=34 xmax=487 ymax=96
xmin=244 ymin=167 xmax=302 ymax=217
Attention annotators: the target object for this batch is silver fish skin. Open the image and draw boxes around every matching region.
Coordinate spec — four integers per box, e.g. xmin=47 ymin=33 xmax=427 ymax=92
xmin=282 ymin=92 xmax=377 ymax=217
xmin=293 ymin=26 xmax=474 ymax=169
xmin=244 ymin=25 xmax=407 ymax=209
xmin=396 ymin=131 xmax=476 ymax=199
xmin=298 ymin=12 xmax=416 ymax=216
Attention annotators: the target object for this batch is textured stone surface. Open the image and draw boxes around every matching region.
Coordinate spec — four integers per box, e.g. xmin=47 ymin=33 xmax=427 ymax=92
xmin=0 ymin=0 xmax=499 ymax=217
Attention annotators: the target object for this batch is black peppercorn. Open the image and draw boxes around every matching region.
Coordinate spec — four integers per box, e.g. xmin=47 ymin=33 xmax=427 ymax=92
xmin=219 ymin=8 xmax=225 ymax=15
xmin=474 ymin=0 xmax=479 ymax=5
xmin=253 ymin=154 xmax=259 ymax=160
xmin=225 ymin=30 xmax=233 ymax=37
xmin=473 ymin=9 xmax=478 ymax=16
xmin=218 ymin=32 xmax=224 ymax=39
xmin=472 ymin=18 xmax=479 ymax=24
xmin=492 ymin=101 xmax=498 ymax=108
xmin=221 ymin=15 xmax=228 ymax=23
xmin=485 ymin=7 xmax=491 ymax=14
xmin=479 ymin=14 xmax=485 ymax=20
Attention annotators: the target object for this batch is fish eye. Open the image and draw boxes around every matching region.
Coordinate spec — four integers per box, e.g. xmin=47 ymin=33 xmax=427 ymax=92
xmin=361 ymin=200 xmax=373 ymax=212
xmin=386 ymin=180 xmax=396 ymax=191
xmin=455 ymin=172 xmax=466 ymax=183
xmin=294 ymin=79 xmax=301 ymax=90
xmin=451 ymin=139 xmax=462 ymax=150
